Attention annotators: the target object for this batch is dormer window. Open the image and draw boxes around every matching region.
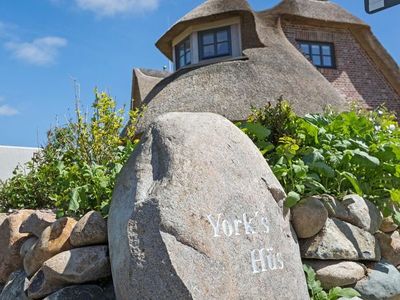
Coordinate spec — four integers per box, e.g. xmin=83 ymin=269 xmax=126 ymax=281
xmin=172 ymin=18 xmax=242 ymax=71
xmin=175 ymin=37 xmax=191 ymax=70
xmin=199 ymin=27 xmax=232 ymax=60
xmin=298 ymin=41 xmax=336 ymax=69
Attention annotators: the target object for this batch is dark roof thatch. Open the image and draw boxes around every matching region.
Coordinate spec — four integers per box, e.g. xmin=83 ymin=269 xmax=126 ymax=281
xmin=131 ymin=68 xmax=171 ymax=109
xmin=132 ymin=0 xmax=399 ymax=132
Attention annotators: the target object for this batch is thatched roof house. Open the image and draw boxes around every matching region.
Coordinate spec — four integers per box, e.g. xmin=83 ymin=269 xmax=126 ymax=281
xmin=131 ymin=0 xmax=400 ymax=132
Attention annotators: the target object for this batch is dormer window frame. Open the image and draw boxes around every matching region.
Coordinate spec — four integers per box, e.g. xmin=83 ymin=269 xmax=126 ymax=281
xmin=171 ymin=17 xmax=242 ymax=71
xmin=198 ymin=26 xmax=232 ymax=61
xmin=175 ymin=36 xmax=192 ymax=70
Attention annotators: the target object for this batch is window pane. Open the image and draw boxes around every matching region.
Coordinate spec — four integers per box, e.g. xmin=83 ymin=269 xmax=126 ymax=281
xmin=323 ymin=56 xmax=332 ymax=67
xmin=322 ymin=45 xmax=331 ymax=55
xmin=179 ymin=45 xmax=185 ymax=57
xmin=312 ymin=55 xmax=321 ymax=66
xmin=203 ymin=45 xmax=215 ymax=58
xmin=185 ymin=39 xmax=190 ymax=49
xmin=217 ymin=42 xmax=229 ymax=55
xmin=300 ymin=44 xmax=310 ymax=54
xmin=217 ymin=30 xmax=228 ymax=42
xmin=179 ymin=56 xmax=185 ymax=68
xmin=185 ymin=51 xmax=191 ymax=64
xmin=311 ymin=45 xmax=320 ymax=55
xmin=202 ymin=33 xmax=214 ymax=45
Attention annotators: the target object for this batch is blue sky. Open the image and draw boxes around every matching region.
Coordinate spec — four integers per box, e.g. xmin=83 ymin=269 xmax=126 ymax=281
xmin=0 ymin=0 xmax=399 ymax=147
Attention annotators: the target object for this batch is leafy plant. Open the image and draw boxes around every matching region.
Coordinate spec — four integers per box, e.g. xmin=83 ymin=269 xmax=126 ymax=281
xmin=0 ymin=91 xmax=143 ymax=217
xmin=304 ymin=264 xmax=360 ymax=300
xmin=238 ymin=99 xmax=400 ymax=223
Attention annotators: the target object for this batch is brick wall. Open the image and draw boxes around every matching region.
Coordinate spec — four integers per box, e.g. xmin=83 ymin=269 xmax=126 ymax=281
xmin=282 ymin=23 xmax=400 ymax=114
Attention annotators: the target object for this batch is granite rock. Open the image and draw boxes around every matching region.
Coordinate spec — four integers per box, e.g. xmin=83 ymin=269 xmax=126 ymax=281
xmin=0 ymin=210 xmax=33 ymax=283
xmin=43 ymin=285 xmax=107 ymax=300
xmin=27 ymin=245 xmax=111 ymax=299
xmin=300 ymin=218 xmax=380 ymax=261
xmin=70 ymin=211 xmax=107 ymax=247
xmin=19 ymin=210 xmax=56 ymax=238
xmin=341 ymin=195 xmax=382 ymax=234
xmin=380 ymin=217 xmax=398 ymax=233
xmin=376 ymin=231 xmax=400 ymax=267
xmin=19 ymin=237 xmax=38 ymax=259
xmin=355 ymin=260 xmax=400 ymax=300
xmin=24 ymin=217 xmax=77 ymax=276
xmin=0 ymin=270 xmax=29 ymax=300
xmin=303 ymin=260 xmax=366 ymax=289
xmin=291 ymin=196 xmax=328 ymax=238
xmin=108 ymin=112 xmax=309 ymax=300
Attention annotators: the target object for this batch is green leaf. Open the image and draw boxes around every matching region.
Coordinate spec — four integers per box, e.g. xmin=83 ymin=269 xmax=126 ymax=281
xmin=309 ymin=162 xmax=335 ymax=178
xmin=242 ymin=122 xmax=271 ymax=140
xmin=69 ymin=187 xmax=81 ymax=212
xmin=351 ymin=149 xmax=380 ymax=168
xmin=390 ymin=189 xmax=400 ymax=204
xmin=285 ymin=191 xmax=301 ymax=208
xmin=341 ymin=172 xmax=363 ymax=195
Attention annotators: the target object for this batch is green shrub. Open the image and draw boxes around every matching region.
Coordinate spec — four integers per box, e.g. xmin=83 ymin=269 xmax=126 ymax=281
xmin=0 ymin=91 xmax=142 ymax=217
xmin=303 ymin=264 xmax=360 ymax=300
xmin=238 ymin=99 xmax=400 ymax=223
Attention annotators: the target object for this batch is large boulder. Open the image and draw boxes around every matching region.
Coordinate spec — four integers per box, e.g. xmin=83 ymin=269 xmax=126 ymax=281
xmin=355 ymin=260 xmax=400 ymax=300
xmin=27 ymin=245 xmax=111 ymax=299
xmin=0 ymin=270 xmax=29 ymax=300
xmin=24 ymin=217 xmax=77 ymax=276
xmin=19 ymin=210 xmax=56 ymax=238
xmin=43 ymin=285 xmax=107 ymax=300
xmin=108 ymin=113 xmax=309 ymax=300
xmin=303 ymin=260 xmax=366 ymax=289
xmin=70 ymin=211 xmax=107 ymax=247
xmin=376 ymin=231 xmax=400 ymax=267
xmin=19 ymin=237 xmax=38 ymax=259
xmin=300 ymin=218 xmax=380 ymax=261
xmin=341 ymin=195 xmax=382 ymax=234
xmin=0 ymin=210 xmax=33 ymax=283
xmin=291 ymin=196 xmax=328 ymax=238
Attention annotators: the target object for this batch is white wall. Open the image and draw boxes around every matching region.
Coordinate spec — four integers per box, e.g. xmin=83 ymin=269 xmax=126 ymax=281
xmin=0 ymin=146 xmax=40 ymax=182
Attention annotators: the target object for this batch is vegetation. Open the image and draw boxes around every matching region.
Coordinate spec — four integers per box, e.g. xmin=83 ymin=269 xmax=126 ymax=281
xmin=303 ymin=265 xmax=360 ymax=300
xmin=0 ymin=91 xmax=142 ymax=217
xmin=238 ymin=99 xmax=400 ymax=224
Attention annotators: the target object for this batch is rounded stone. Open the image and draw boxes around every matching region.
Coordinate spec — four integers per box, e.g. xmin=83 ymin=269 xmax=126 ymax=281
xmin=376 ymin=231 xmax=400 ymax=267
xmin=291 ymin=196 xmax=328 ymax=238
xmin=380 ymin=217 xmax=398 ymax=233
xmin=70 ymin=211 xmax=107 ymax=247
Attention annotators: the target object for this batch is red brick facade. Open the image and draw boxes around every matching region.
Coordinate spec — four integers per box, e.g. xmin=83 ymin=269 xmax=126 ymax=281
xmin=283 ymin=23 xmax=400 ymax=114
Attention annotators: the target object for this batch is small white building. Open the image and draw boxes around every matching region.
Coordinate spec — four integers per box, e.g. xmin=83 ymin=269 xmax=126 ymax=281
xmin=0 ymin=146 xmax=40 ymax=182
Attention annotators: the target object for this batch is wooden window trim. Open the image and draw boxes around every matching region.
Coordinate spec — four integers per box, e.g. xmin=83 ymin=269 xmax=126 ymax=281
xmin=198 ymin=26 xmax=232 ymax=61
xmin=175 ymin=37 xmax=191 ymax=70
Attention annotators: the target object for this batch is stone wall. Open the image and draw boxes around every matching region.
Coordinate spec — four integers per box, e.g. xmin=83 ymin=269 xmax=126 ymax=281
xmin=282 ymin=23 xmax=400 ymax=115
xmin=292 ymin=194 xmax=400 ymax=300
xmin=0 ymin=210 xmax=114 ymax=300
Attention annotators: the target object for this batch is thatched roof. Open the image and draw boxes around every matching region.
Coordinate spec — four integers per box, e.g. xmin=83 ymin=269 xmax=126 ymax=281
xmin=264 ymin=0 xmax=367 ymax=26
xmin=131 ymin=68 xmax=171 ymax=109
xmin=132 ymin=0 xmax=399 ymax=132
xmin=156 ymin=0 xmax=253 ymax=59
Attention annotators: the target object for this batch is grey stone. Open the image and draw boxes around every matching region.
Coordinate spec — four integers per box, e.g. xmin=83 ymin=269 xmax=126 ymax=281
xmin=19 ymin=237 xmax=37 ymax=259
xmin=355 ymin=260 xmax=400 ymax=300
xmin=43 ymin=285 xmax=106 ymax=300
xmin=19 ymin=210 xmax=56 ymax=238
xmin=300 ymin=218 xmax=380 ymax=261
xmin=0 ymin=270 xmax=29 ymax=300
xmin=27 ymin=245 xmax=111 ymax=299
xmin=303 ymin=260 xmax=366 ymax=289
xmin=341 ymin=195 xmax=382 ymax=234
xmin=376 ymin=231 xmax=400 ymax=267
xmin=320 ymin=195 xmax=350 ymax=220
xmin=108 ymin=112 xmax=309 ymax=300
xmin=0 ymin=210 xmax=33 ymax=283
xmin=291 ymin=196 xmax=328 ymax=238
xmin=70 ymin=211 xmax=107 ymax=247
xmin=103 ymin=281 xmax=116 ymax=300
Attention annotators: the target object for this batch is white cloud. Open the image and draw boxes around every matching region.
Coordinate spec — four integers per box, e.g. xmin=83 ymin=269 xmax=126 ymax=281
xmin=0 ymin=97 xmax=19 ymax=116
xmin=5 ymin=36 xmax=67 ymax=66
xmin=74 ymin=0 xmax=159 ymax=17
